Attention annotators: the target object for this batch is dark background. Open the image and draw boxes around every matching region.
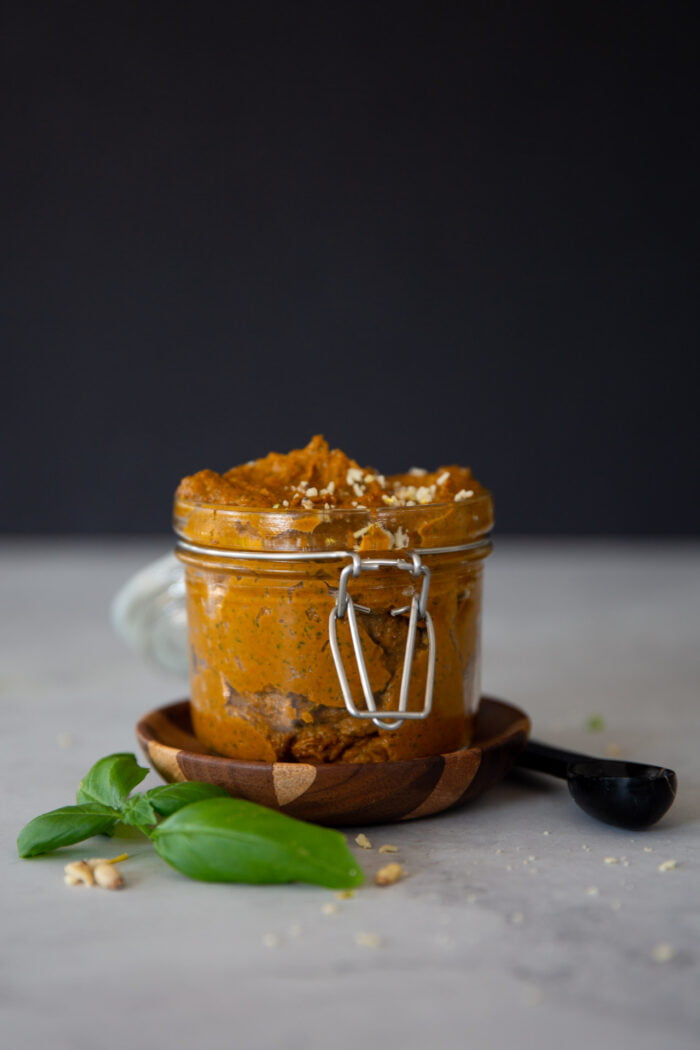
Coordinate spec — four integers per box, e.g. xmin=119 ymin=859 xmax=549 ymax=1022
xmin=3 ymin=1 xmax=698 ymax=535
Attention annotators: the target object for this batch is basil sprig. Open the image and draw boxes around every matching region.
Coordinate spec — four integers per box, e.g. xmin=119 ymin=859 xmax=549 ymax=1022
xmin=17 ymin=803 xmax=119 ymax=858
xmin=76 ymin=752 xmax=149 ymax=808
xmin=17 ymin=753 xmax=364 ymax=889
xmin=152 ymin=798 xmax=365 ymax=888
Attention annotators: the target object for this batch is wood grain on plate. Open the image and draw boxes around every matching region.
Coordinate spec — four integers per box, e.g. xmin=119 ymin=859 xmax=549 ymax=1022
xmin=136 ymin=696 xmax=530 ymax=826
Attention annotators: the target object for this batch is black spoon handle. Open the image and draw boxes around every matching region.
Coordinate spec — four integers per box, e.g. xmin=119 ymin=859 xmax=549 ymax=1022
xmin=517 ymin=739 xmax=594 ymax=780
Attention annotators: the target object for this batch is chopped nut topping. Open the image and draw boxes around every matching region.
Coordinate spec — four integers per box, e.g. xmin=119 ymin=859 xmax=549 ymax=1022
xmin=375 ymin=862 xmax=405 ymax=886
xmin=392 ymin=526 xmax=409 ymax=549
xmin=454 ymin=489 xmax=474 ymax=501
xmin=354 ymin=833 xmax=372 ymax=850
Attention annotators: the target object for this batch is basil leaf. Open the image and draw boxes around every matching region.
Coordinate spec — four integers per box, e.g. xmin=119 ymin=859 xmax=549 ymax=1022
xmin=143 ymin=782 xmax=229 ymax=817
xmin=120 ymin=794 xmax=158 ymax=831
xmin=151 ymin=798 xmax=365 ymax=889
xmin=17 ymin=803 xmax=119 ymax=858
xmin=76 ymin=753 xmax=149 ymax=809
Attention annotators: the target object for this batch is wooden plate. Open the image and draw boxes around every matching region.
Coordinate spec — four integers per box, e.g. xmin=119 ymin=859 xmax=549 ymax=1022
xmin=136 ymin=696 xmax=530 ymax=826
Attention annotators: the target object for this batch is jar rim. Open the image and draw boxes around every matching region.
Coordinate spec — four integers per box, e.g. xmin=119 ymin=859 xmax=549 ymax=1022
xmin=174 ymin=490 xmax=494 ymax=554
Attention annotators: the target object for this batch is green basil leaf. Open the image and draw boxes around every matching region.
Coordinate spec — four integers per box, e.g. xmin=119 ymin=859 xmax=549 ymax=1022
xmin=151 ymin=798 xmax=365 ymax=889
xmin=143 ymin=782 xmax=230 ymax=817
xmin=76 ymin=753 xmax=149 ymax=809
xmin=120 ymin=794 xmax=158 ymax=831
xmin=17 ymin=803 xmax=119 ymax=858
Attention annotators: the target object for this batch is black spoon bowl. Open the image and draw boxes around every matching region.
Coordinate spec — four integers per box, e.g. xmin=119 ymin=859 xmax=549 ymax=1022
xmin=517 ymin=740 xmax=678 ymax=829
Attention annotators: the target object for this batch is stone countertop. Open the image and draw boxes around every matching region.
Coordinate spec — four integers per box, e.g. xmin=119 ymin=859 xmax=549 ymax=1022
xmin=1 ymin=538 xmax=698 ymax=1050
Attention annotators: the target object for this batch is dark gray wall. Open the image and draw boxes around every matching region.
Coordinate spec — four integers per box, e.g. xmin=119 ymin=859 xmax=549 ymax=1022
xmin=3 ymin=2 xmax=698 ymax=534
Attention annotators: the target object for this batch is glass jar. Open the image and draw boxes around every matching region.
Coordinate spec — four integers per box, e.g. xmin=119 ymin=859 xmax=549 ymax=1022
xmin=174 ymin=493 xmax=493 ymax=763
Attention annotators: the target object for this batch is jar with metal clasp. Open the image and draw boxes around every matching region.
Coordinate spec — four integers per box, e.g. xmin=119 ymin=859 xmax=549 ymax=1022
xmin=174 ymin=493 xmax=493 ymax=764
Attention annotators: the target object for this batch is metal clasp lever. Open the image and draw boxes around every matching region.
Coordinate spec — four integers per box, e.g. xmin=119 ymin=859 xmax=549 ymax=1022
xmin=328 ymin=552 xmax=436 ymax=730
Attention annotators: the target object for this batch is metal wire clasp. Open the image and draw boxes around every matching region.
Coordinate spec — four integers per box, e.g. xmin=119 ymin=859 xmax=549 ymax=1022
xmin=328 ymin=552 xmax=436 ymax=730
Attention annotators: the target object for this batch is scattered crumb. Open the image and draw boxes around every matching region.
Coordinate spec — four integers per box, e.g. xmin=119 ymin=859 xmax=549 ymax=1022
xmin=510 ymin=912 xmax=525 ymax=925
xmin=605 ymin=742 xmax=622 ymax=757
xmin=321 ymin=902 xmax=338 ymax=916
xmin=287 ymin=922 xmax=303 ymax=938
xmin=658 ymin=859 xmax=680 ymax=872
xmin=527 ymin=855 xmax=536 ymax=861
xmin=610 ymin=899 xmax=622 ymax=911
xmin=651 ymin=943 xmax=675 ymax=963
xmin=585 ymin=714 xmax=606 ymax=732
xmin=586 ymin=886 xmax=600 ymax=896
xmin=542 ymin=830 xmax=550 ymax=836
xmin=355 ymin=931 xmax=382 ymax=949
xmin=375 ymin=862 xmax=405 ymax=886
xmin=336 ymin=890 xmax=355 ymax=900
xmin=56 ymin=732 xmax=74 ymax=749
xmin=494 ymin=848 xmax=503 ymax=853
xmin=434 ymin=933 xmax=454 ymax=948
xmin=604 ymin=857 xmax=620 ymax=865
xmin=643 ymin=847 xmax=653 ymax=853
xmin=262 ymin=933 xmax=282 ymax=949
xmin=581 ymin=844 xmax=591 ymax=852
xmin=621 ymin=859 xmax=630 ymax=867
xmin=466 ymin=894 xmax=478 ymax=904
xmin=378 ymin=844 xmax=399 ymax=854
xmin=520 ymin=984 xmax=544 ymax=1008
xmin=354 ymin=833 xmax=372 ymax=850
xmin=505 ymin=865 xmax=513 ymax=871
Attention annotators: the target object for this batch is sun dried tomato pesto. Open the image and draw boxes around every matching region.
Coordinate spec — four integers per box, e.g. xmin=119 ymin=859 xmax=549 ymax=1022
xmin=175 ymin=436 xmax=493 ymax=764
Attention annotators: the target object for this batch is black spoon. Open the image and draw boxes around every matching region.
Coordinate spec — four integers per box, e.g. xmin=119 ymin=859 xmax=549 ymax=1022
xmin=516 ymin=740 xmax=677 ymax=829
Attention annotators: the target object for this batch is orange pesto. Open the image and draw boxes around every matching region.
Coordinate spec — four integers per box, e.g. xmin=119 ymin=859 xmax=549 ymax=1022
xmin=175 ymin=436 xmax=493 ymax=763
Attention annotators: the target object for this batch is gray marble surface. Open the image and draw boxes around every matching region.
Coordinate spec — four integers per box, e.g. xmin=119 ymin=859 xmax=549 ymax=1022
xmin=1 ymin=538 xmax=698 ymax=1050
